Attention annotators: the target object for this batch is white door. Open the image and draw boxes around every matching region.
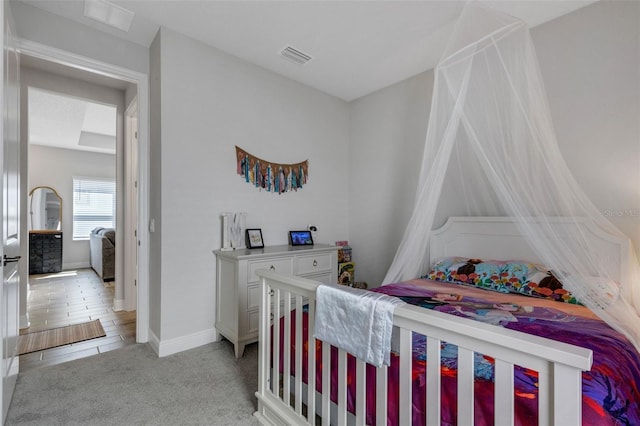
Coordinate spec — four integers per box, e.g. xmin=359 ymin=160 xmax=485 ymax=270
xmin=1 ymin=1 xmax=20 ymax=421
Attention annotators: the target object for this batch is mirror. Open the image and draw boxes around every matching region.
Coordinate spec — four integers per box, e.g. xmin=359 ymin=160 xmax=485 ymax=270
xmin=29 ymin=186 xmax=62 ymax=231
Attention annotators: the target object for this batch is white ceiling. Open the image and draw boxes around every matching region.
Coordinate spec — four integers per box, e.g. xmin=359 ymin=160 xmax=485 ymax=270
xmin=17 ymin=0 xmax=597 ymax=102
xmin=28 ymin=87 xmax=117 ymax=154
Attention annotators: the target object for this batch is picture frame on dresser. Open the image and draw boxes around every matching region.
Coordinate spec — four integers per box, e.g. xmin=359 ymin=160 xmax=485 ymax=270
xmin=245 ymin=228 xmax=264 ymax=249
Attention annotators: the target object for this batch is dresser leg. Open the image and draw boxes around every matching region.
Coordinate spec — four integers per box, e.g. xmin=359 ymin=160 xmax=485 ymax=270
xmin=235 ymin=342 xmax=245 ymax=358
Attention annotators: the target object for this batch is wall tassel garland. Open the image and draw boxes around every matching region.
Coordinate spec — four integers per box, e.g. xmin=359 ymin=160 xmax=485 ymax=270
xmin=235 ymin=146 xmax=308 ymax=194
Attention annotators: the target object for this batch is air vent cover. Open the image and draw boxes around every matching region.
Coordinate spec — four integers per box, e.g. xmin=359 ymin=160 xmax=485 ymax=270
xmin=280 ymin=46 xmax=313 ymax=65
xmin=84 ymin=0 xmax=135 ymax=32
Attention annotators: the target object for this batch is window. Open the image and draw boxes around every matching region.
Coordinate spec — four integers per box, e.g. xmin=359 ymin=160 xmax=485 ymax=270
xmin=73 ymin=177 xmax=116 ymax=240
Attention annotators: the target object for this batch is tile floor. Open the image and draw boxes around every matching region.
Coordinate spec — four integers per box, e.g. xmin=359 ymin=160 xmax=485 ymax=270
xmin=19 ymin=268 xmax=137 ymax=372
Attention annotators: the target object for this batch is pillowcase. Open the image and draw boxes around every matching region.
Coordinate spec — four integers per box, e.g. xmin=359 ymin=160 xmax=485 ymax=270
xmin=500 ymin=262 xmax=580 ymax=304
xmin=426 ymin=257 xmax=506 ymax=292
xmin=427 ymin=257 xmax=581 ymax=304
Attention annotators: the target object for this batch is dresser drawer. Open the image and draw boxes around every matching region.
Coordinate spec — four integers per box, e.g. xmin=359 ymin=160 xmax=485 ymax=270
xmin=247 ymin=309 xmax=259 ymax=335
xmin=247 ymin=284 xmax=260 ymax=310
xmin=295 ymin=253 xmax=333 ymax=275
xmin=247 ymin=258 xmax=293 ymax=283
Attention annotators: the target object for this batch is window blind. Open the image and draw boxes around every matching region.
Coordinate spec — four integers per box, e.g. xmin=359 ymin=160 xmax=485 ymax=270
xmin=73 ymin=177 xmax=116 ymax=239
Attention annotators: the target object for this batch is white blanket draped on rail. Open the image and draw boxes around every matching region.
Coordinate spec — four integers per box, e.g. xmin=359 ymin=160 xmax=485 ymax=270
xmin=382 ymin=2 xmax=640 ymax=353
xmin=314 ymin=284 xmax=405 ymax=368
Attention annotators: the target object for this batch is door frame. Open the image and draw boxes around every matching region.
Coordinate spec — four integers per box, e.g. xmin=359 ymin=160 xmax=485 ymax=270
xmin=16 ymin=39 xmax=150 ymax=342
xmin=124 ymin=97 xmax=138 ymax=312
xmin=2 ymin=1 xmax=21 ymax=421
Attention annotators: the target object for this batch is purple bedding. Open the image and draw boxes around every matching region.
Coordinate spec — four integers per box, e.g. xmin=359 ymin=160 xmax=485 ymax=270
xmin=373 ymin=278 xmax=640 ymax=425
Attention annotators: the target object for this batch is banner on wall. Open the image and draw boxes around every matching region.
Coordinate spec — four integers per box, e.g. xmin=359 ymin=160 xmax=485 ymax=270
xmin=235 ymin=146 xmax=308 ymax=194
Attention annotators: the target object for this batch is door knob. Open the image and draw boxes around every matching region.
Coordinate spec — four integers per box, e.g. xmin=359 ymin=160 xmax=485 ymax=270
xmin=3 ymin=255 xmax=21 ymax=267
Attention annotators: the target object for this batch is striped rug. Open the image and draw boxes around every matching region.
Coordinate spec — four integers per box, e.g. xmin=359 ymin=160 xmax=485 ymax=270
xmin=18 ymin=320 xmax=106 ymax=355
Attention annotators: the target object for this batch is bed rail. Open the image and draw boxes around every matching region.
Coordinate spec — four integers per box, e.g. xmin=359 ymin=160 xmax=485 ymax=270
xmin=254 ymin=269 xmax=593 ymax=426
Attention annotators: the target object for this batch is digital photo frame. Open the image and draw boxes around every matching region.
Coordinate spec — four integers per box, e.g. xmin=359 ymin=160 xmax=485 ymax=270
xmin=289 ymin=230 xmax=314 ymax=246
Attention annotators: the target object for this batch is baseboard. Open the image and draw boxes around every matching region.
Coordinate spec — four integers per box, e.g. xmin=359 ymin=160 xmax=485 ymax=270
xmin=147 ymin=329 xmax=160 ymax=356
xmin=19 ymin=314 xmax=29 ymax=330
xmin=113 ymin=298 xmax=124 ymax=311
xmin=155 ymin=328 xmax=219 ymax=357
xmin=63 ymin=261 xmax=91 ymax=270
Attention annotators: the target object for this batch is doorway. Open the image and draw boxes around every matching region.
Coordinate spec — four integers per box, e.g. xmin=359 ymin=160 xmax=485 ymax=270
xmin=16 ymin=40 xmax=150 ymax=348
xmin=26 ymin=86 xmax=119 ymax=282
xmin=21 ymin=76 xmax=133 ymax=369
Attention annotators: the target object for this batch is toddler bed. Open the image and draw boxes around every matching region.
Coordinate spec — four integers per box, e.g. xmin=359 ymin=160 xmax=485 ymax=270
xmin=253 ymin=217 xmax=640 ymax=425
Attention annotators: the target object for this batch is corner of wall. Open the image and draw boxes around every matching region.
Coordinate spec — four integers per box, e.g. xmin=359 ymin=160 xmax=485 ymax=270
xmin=155 ymin=328 xmax=219 ymax=357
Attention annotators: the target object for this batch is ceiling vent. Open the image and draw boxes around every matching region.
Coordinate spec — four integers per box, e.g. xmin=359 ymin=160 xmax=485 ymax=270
xmin=84 ymin=0 xmax=135 ymax=33
xmin=279 ymin=46 xmax=313 ymax=65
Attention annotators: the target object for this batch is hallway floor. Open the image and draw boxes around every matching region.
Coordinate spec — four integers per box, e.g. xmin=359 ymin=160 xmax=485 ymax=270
xmin=19 ymin=268 xmax=136 ymax=372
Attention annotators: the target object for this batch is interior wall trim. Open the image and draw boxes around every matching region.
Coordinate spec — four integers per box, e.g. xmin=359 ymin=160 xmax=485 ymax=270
xmin=15 ymin=38 xmax=150 ymax=343
xmin=155 ymin=328 xmax=218 ymax=358
xmin=113 ymin=298 xmax=124 ymax=312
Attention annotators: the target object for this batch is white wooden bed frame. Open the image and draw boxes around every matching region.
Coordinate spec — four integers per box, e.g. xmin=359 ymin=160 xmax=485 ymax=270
xmin=254 ymin=217 xmax=628 ymax=425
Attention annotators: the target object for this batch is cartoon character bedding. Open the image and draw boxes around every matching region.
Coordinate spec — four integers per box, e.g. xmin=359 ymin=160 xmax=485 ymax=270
xmin=274 ymin=258 xmax=640 ymax=425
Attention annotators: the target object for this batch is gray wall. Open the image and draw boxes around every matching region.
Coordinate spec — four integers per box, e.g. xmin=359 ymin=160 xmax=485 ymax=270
xmin=348 ymin=0 xmax=640 ymax=286
xmin=533 ymin=0 xmax=640 ymax=256
xmin=349 ymin=71 xmax=433 ymax=286
xmin=150 ymin=28 xmax=350 ymax=348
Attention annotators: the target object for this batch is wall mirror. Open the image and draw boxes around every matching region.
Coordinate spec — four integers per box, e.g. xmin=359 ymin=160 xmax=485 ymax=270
xmin=29 ymin=186 xmax=62 ymax=231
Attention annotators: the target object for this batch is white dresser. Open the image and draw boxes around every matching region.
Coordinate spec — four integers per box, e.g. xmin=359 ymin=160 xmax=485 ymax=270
xmin=214 ymin=244 xmax=338 ymax=357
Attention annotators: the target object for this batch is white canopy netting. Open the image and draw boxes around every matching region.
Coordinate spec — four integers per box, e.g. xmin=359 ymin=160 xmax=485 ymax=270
xmin=383 ymin=3 xmax=640 ymax=353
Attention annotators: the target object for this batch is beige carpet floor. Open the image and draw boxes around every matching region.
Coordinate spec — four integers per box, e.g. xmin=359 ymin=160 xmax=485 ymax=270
xmin=7 ymin=340 xmax=259 ymax=425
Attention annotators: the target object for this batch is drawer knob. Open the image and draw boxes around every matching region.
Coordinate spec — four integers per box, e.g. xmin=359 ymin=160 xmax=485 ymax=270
xmin=269 ymin=265 xmax=275 ymax=271
xmin=313 ymin=260 xmax=318 ymax=267
xmin=269 ymin=289 xmax=274 ymax=296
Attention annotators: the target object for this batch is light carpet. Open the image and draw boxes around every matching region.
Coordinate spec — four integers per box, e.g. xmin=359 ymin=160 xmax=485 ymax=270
xmin=7 ymin=340 xmax=259 ymax=425
xmin=18 ymin=320 xmax=106 ymax=355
